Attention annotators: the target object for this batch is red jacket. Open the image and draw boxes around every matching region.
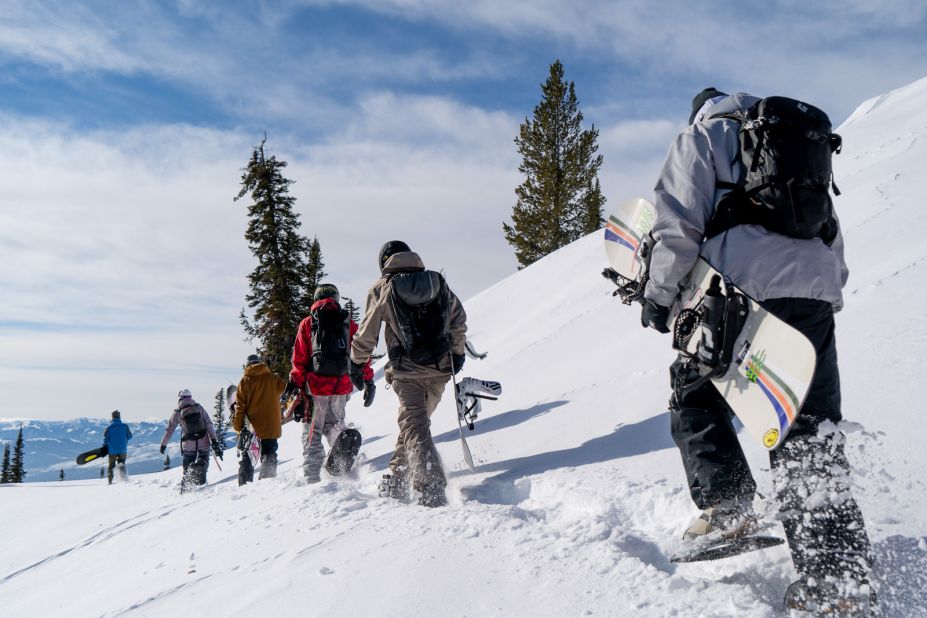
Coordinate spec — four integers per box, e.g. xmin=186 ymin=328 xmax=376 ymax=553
xmin=290 ymin=298 xmax=373 ymax=396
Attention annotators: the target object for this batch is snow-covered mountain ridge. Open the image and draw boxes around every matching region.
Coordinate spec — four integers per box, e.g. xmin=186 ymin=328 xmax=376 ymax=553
xmin=1 ymin=77 xmax=926 ymax=617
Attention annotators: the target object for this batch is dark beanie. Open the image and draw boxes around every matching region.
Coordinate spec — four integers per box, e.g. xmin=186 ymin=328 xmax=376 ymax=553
xmin=689 ymin=87 xmax=728 ymax=124
xmin=112 ymin=410 xmax=120 ymax=419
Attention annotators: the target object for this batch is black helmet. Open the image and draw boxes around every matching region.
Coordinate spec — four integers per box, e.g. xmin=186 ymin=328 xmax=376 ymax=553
xmin=313 ymin=283 xmax=340 ymax=303
xmin=378 ymin=240 xmax=411 ymax=271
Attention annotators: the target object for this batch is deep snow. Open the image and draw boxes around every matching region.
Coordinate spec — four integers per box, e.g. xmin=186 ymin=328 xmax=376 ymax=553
xmin=2 ymin=78 xmax=927 ymax=617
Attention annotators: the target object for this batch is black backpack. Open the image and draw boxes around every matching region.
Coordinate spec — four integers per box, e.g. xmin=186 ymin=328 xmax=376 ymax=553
xmin=310 ymin=304 xmax=351 ymax=377
xmin=179 ymin=404 xmax=206 ymax=441
xmin=707 ymin=96 xmax=842 ymax=243
xmin=388 ymin=270 xmax=451 ymax=368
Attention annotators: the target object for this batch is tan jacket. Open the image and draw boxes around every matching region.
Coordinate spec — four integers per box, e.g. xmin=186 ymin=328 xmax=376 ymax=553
xmin=351 ymin=251 xmax=467 ymax=382
xmin=233 ymin=363 xmax=285 ymax=439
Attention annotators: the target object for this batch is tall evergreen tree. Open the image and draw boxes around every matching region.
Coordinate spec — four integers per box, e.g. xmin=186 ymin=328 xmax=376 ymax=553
xmin=11 ymin=426 xmax=26 ymax=483
xmin=213 ymin=388 xmax=227 ymax=448
xmin=301 ymin=236 xmax=328 ymax=315
xmin=235 ymin=137 xmax=313 ymax=377
xmin=1 ymin=443 xmax=10 ymax=483
xmin=343 ymin=296 xmax=361 ymax=323
xmin=59 ymin=468 xmax=65 ymax=481
xmin=504 ymin=59 xmax=606 ymax=268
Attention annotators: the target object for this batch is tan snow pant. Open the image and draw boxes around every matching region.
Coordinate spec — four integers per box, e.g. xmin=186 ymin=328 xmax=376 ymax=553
xmin=389 ymin=377 xmax=449 ymax=491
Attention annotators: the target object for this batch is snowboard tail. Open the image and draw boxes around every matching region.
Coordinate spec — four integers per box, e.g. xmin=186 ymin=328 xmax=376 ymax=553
xmin=325 ymin=428 xmax=362 ymax=476
xmin=76 ymin=445 xmax=108 ymax=465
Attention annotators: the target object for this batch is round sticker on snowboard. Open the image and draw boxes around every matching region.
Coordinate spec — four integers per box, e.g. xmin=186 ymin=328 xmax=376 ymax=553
xmin=763 ymin=429 xmax=779 ymax=448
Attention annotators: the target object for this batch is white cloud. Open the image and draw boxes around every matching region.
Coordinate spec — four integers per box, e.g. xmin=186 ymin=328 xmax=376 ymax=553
xmin=0 ymin=91 xmax=534 ymax=421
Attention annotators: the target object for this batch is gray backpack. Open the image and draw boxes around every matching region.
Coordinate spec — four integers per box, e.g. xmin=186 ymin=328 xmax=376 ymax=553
xmin=179 ymin=404 xmax=206 ymax=440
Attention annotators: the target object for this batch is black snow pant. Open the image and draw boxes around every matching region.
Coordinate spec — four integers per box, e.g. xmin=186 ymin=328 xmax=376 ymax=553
xmin=669 ymin=297 xmax=872 ymax=584
xmin=182 ymin=448 xmax=210 ymax=485
xmin=107 ymin=453 xmax=127 ymax=484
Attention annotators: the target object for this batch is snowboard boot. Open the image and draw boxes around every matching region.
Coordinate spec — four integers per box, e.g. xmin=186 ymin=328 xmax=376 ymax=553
xmin=784 ymin=577 xmax=878 ymax=616
xmin=258 ymin=453 xmax=278 ymax=479
xmin=325 ymin=429 xmax=362 ymax=477
xmin=377 ymin=473 xmax=410 ymax=502
xmin=417 ymin=481 xmax=448 ymax=508
xmin=117 ymin=463 xmax=128 ymax=483
xmin=238 ymin=457 xmax=254 ymax=486
xmin=683 ymin=498 xmax=757 ymax=541
xmin=191 ymin=460 xmax=207 ymax=486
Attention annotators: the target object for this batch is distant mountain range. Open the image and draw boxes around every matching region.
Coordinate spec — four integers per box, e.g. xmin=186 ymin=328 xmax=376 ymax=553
xmin=0 ymin=417 xmax=233 ymax=482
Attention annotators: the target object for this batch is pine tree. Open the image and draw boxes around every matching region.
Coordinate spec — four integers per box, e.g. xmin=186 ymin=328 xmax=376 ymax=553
xmin=11 ymin=427 xmax=26 ymax=483
xmin=301 ymin=236 xmax=328 ymax=315
xmin=235 ymin=137 xmax=315 ymax=377
xmin=504 ymin=59 xmax=606 ymax=268
xmin=0 ymin=443 xmax=10 ymax=483
xmin=59 ymin=468 xmax=65 ymax=481
xmin=213 ymin=388 xmax=227 ymax=448
xmin=163 ymin=454 xmax=171 ymax=471
xmin=343 ymin=296 xmax=361 ymax=323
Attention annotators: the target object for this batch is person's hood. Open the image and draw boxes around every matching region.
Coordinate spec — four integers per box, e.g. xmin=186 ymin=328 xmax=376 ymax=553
xmin=178 ymin=395 xmax=197 ymax=407
xmin=382 ymin=251 xmax=425 ymax=274
xmin=244 ymin=363 xmax=271 ymax=378
xmin=310 ymin=297 xmax=340 ymax=312
xmin=700 ymin=92 xmax=762 ymax=122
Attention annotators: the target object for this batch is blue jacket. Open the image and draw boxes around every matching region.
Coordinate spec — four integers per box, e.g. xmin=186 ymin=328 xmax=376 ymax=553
xmin=103 ymin=419 xmax=133 ymax=455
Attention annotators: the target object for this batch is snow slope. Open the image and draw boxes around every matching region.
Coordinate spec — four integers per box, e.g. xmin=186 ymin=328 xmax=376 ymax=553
xmin=2 ymin=79 xmax=927 ymax=617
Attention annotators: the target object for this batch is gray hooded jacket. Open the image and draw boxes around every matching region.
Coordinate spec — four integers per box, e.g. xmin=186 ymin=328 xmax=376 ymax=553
xmin=644 ymin=93 xmax=849 ymax=311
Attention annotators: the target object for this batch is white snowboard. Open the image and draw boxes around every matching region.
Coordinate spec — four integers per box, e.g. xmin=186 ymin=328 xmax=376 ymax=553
xmin=604 ymin=198 xmax=816 ymax=450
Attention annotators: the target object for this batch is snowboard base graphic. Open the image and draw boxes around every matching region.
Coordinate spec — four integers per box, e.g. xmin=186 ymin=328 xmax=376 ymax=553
xmin=604 ymin=198 xmax=817 ymax=450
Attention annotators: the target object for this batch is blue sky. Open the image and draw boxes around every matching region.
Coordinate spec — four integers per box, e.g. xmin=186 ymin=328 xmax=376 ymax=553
xmin=1 ymin=0 xmax=926 ymax=421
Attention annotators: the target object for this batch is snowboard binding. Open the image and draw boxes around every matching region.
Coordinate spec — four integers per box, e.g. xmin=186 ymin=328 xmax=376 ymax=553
xmin=602 ymin=231 xmax=655 ymax=305
xmin=671 ymin=274 xmax=749 ymax=402
xmin=455 ymin=378 xmax=502 ymax=430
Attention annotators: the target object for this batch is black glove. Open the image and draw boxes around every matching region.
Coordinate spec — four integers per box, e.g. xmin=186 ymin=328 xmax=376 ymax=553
xmin=452 ymin=353 xmax=466 ymax=375
xmin=284 ymin=379 xmax=299 ymax=399
xmin=641 ymin=300 xmax=671 ymax=333
xmin=349 ymin=361 xmax=365 ymax=390
xmin=292 ymin=399 xmax=305 ymax=423
xmin=160 ymin=444 xmax=166 ymax=455
xmin=363 ymin=381 xmax=376 ymax=407
xmin=212 ymin=440 xmax=223 ymax=460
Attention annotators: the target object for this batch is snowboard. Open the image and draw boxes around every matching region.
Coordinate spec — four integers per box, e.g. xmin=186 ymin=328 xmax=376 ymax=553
xmin=671 ymin=535 xmax=785 ymax=563
xmin=603 ymin=198 xmax=817 ymax=450
xmin=325 ymin=428 xmax=363 ymax=476
xmin=76 ymin=445 xmax=108 ymax=465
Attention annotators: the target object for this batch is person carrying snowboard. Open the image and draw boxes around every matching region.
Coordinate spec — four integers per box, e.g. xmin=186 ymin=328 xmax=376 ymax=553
xmin=232 ymin=354 xmax=286 ymax=479
xmin=103 ymin=410 xmax=132 ymax=484
xmin=160 ymin=389 xmax=222 ymax=486
xmin=287 ymin=283 xmax=373 ymax=483
xmin=350 ymin=241 xmax=467 ymax=507
xmin=641 ymin=87 xmax=873 ymax=612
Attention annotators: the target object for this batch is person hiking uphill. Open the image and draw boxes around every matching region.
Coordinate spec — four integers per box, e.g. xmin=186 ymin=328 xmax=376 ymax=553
xmin=160 ymin=389 xmax=222 ymax=486
xmin=233 ymin=354 xmax=286 ymax=479
xmin=349 ymin=241 xmax=467 ymax=507
xmin=287 ymin=283 xmax=373 ymax=483
xmin=642 ymin=87 xmax=873 ymax=613
xmin=103 ymin=410 xmax=132 ymax=484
